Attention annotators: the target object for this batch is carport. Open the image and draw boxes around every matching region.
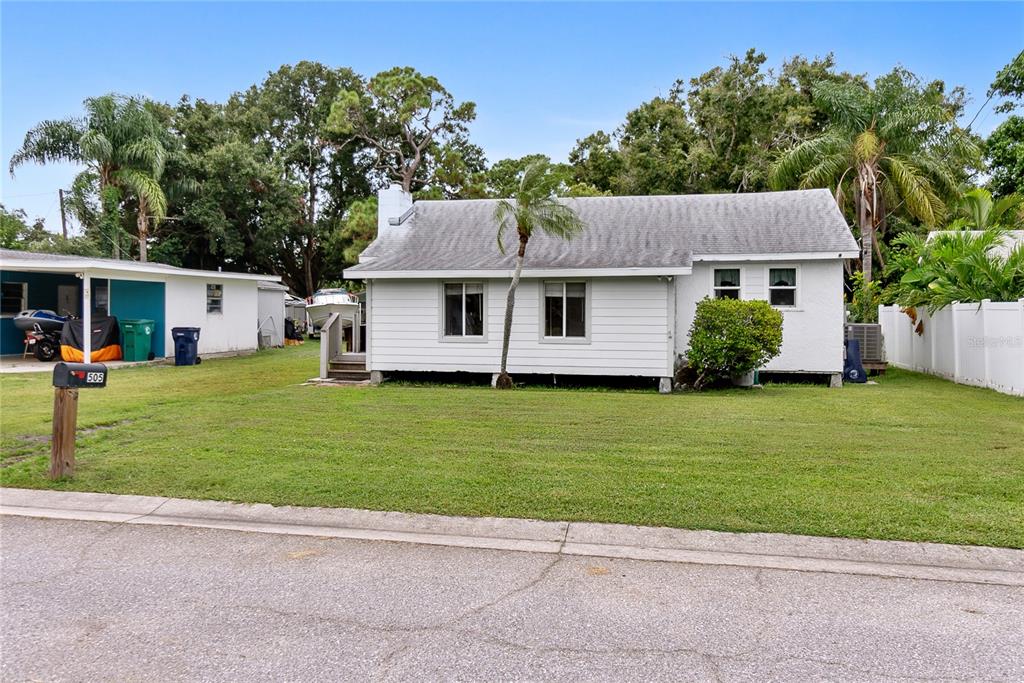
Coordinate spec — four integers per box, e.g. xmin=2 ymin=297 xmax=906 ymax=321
xmin=1 ymin=254 xmax=167 ymax=361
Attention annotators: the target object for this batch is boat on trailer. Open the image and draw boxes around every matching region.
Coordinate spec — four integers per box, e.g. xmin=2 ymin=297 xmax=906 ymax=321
xmin=306 ymin=288 xmax=360 ymax=336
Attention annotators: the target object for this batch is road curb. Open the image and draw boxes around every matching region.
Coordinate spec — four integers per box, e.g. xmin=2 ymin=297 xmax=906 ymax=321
xmin=2 ymin=488 xmax=1022 ymax=586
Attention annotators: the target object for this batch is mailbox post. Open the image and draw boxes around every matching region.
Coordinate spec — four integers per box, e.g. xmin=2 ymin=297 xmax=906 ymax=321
xmin=50 ymin=362 xmax=107 ymax=479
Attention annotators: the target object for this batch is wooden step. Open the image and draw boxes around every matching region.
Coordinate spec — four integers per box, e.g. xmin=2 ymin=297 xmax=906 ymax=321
xmin=328 ymin=361 xmax=367 ymax=372
xmin=327 ymin=370 xmax=372 ymax=381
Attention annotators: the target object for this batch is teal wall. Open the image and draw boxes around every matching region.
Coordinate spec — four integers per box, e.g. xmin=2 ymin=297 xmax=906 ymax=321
xmin=0 ymin=271 xmax=79 ymax=355
xmin=110 ymin=279 xmax=166 ymax=357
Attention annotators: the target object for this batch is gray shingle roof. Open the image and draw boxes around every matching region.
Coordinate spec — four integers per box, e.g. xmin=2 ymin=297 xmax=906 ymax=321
xmin=348 ymin=189 xmax=858 ymax=273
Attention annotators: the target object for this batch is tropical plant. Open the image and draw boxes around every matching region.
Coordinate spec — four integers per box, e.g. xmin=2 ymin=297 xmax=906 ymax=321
xmin=847 ymin=270 xmax=885 ymax=323
xmin=686 ymin=298 xmax=783 ymax=390
xmin=886 ymin=228 xmax=1024 ymax=313
xmin=492 ymin=161 xmax=585 ymax=389
xmin=770 ymin=71 xmax=980 ymax=281
xmin=9 ymin=94 xmax=169 ymax=260
xmin=952 ymin=187 xmax=1023 ymax=230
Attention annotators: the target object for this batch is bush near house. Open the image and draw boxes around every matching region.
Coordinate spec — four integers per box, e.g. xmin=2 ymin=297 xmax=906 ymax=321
xmin=686 ymin=298 xmax=783 ymax=389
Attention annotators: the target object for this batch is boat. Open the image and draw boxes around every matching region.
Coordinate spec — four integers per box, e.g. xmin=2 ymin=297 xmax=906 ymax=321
xmin=305 ymin=288 xmax=360 ymax=332
xmin=12 ymin=309 xmax=67 ymax=333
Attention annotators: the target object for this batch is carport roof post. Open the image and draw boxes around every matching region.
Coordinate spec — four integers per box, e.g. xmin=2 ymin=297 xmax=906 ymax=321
xmin=82 ymin=272 xmax=91 ymax=363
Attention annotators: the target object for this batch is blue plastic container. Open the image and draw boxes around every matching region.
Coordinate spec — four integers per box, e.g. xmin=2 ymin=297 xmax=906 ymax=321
xmin=171 ymin=327 xmax=201 ymax=366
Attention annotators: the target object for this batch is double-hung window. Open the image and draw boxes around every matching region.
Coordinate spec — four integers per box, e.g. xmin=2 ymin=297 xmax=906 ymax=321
xmin=543 ymin=282 xmax=586 ymax=339
xmin=713 ymin=269 xmax=741 ymax=299
xmin=443 ymin=282 xmax=484 ymax=338
xmin=206 ymin=284 xmax=223 ymax=313
xmin=1 ymin=282 xmax=27 ymax=316
xmin=768 ymin=268 xmax=797 ymax=306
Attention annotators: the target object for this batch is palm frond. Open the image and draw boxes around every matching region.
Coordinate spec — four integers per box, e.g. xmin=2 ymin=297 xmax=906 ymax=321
xmin=811 ymin=81 xmax=872 ymax=131
xmin=114 ymin=168 xmax=168 ymax=218
xmin=769 ymin=134 xmax=846 ymax=190
xmin=78 ymin=129 xmax=114 ymax=165
xmin=122 ymin=136 xmax=167 ymax=177
xmin=9 ymin=119 xmax=84 ymax=173
xmin=883 ymin=155 xmax=943 ymax=225
xmin=493 ymin=199 xmax=516 ymax=255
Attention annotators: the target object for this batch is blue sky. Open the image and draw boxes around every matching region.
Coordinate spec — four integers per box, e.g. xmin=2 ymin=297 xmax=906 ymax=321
xmin=2 ymin=1 xmax=1022 ymax=231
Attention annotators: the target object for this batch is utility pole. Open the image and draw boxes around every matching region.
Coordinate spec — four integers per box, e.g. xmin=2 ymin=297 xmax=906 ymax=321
xmin=58 ymin=189 xmax=68 ymax=239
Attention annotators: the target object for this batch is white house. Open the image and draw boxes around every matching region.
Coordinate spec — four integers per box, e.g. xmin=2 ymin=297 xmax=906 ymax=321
xmin=1 ymin=249 xmax=281 ymax=360
xmin=343 ymin=185 xmax=859 ymax=389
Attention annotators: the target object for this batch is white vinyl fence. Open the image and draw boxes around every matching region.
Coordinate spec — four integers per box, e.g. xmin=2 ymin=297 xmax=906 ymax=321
xmin=878 ymin=300 xmax=1024 ymax=396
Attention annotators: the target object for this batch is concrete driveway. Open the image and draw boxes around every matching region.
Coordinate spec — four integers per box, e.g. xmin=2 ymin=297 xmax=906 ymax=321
xmin=2 ymin=515 xmax=1022 ymax=682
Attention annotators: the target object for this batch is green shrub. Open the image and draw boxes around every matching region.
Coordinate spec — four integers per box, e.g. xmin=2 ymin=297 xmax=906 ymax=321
xmin=686 ymin=298 xmax=783 ymax=389
xmin=847 ymin=271 xmax=884 ymax=323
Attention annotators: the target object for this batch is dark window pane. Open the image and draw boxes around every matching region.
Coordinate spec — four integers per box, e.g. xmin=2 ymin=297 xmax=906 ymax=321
xmin=714 ymin=269 xmax=740 ymax=287
xmin=566 ymin=294 xmax=586 ymax=337
xmin=464 ymin=285 xmax=483 ymax=336
xmin=715 ymin=288 xmax=740 ymax=300
xmin=545 ymin=295 xmax=563 ymax=337
xmin=770 ymin=269 xmax=796 ymax=287
xmin=444 ymin=284 xmax=463 ymax=336
xmin=770 ymin=288 xmax=795 ymax=306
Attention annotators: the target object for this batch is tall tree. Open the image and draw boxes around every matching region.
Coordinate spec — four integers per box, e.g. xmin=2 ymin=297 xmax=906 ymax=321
xmin=770 ymin=69 xmax=979 ymax=281
xmin=492 ymin=161 xmax=585 ymax=389
xmin=568 ymin=131 xmax=621 ymax=193
xmin=9 ymin=94 xmax=168 ymax=259
xmin=986 ymin=51 xmax=1024 ymax=197
xmin=229 ymin=62 xmax=371 ymax=294
xmin=328 ymin=66 xmax=476 ymax=193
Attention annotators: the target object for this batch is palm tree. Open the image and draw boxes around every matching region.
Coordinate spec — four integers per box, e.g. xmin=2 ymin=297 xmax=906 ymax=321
xmin=888 ymin=229 xmax=1024 ymax=313
xmin=493 ymin=161 xmax=585 ymax=389
xmin=10 ymin=94 xmax=168 ymax=260
xmin=770 ymin=78 xmax=978 ymax=281
xmin=953 ymin=188 xmax=1023 ymax=230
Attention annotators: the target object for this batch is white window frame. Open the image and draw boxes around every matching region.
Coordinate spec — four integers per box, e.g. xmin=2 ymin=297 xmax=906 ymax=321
xmin=1 ymin=281 xmax=27 ymax=318
xmin=540 ymin=280 xmax=591 ymax=344
xmin=711 ymin=267 xmax=742 ymax=300
xmin=766 ymin=266 xmax=799 ymax=308
xmin=206 ymin=283 xmax=223 ymax=314
xmin=440 ymin=281 xmax=487 ymax=342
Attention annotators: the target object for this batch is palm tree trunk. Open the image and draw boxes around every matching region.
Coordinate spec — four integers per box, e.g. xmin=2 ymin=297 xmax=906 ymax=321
xmin=858 ymin=170 xmax=873 ymax=283
xmin=496 ymin=234 xmax=528 ymax=389
xmin=137 ymin=198 xmax=149 ymax=263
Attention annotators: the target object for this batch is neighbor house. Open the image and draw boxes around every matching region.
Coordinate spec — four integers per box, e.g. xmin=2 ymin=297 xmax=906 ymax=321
xmin=342 ymin=186 xmax=859 ymax=390
xmin=1 ymin=249 xmax=281 ymax=360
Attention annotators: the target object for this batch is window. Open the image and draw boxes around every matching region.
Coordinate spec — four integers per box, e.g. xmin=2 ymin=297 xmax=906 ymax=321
xmin=443 ymin=283 xmax=484 ymax=337
xmin=92 ymin=279 xmax=109 ymax=317
xmin=713 ymin=269 xmax=741 ymax=299
xmin=1 ymin=282 xmax=27 ymax=316
xmin=768 ymin=268 xmax=797 ymax=306
xmin=206 ymin=284 xmax=223 ymax=313
xmin=544 ymin=282 xmax=586 ymax=339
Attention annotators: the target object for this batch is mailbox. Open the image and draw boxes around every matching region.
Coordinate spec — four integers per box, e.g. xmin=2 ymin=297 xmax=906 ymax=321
xmin=53 ymin=362 xmax=108 ymax=389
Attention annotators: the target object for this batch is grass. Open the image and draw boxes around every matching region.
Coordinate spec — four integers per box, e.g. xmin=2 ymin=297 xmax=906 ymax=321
xmin=1 ymin=342 xmax=1022 ymax=548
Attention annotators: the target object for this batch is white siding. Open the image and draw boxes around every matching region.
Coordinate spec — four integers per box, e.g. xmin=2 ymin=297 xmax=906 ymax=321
xmin=674 ymin=260 xmax=845 ymax=373
xmin=368 ymin=277 xmax=672 ymax=377
xmin=164 ymin=276 xmax=260 ymax=356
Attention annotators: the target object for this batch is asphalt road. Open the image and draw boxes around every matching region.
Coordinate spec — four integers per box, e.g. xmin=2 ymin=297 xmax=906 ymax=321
xmin=2 ymin=515 xmax=1022 ymax=682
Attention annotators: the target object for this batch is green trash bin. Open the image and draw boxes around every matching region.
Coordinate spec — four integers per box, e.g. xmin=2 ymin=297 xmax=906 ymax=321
xmin=120 ymin=319 xmax=155 ymax=361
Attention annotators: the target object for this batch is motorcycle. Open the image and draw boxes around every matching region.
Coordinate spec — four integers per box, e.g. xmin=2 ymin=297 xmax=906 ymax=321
xmin=12 ymin=310 xmax=68 ymax=362
xmin=24 ymin=327 xmax=61 ymax=361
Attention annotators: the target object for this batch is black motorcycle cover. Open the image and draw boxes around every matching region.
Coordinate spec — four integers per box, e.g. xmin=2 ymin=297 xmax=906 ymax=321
xmin=60 ymin=316 xmax=123 ymax=362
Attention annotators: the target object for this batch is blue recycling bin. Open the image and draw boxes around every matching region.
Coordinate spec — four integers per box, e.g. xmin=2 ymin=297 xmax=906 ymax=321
xmin=171 ymin=327 xmax=201 ymax=366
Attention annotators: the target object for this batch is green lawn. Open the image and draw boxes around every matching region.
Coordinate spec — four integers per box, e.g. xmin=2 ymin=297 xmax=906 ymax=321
xmin=2 ymin=342 xmax=1022 ymax=547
